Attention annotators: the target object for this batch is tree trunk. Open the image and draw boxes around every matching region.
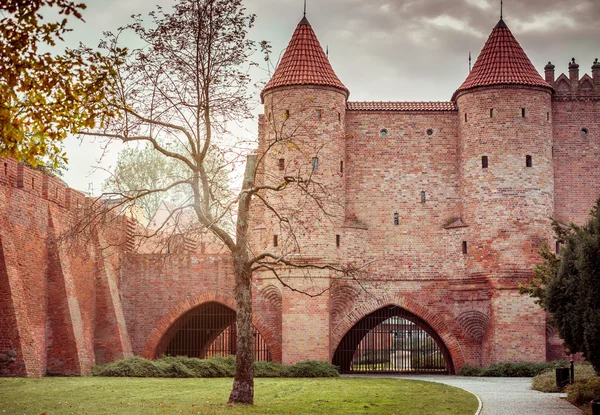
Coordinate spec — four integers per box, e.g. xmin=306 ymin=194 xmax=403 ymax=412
xmin=228 ymin=256 xmax=254 ymax=404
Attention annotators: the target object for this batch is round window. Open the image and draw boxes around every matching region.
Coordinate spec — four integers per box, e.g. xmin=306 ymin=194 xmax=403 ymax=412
xmin=426 ymin=128 xmax=434 ymax=136
xmin=581 ymin=128 xmax=589 ymax=136
xmin=379 ymin=128 xmax=389 ymax=138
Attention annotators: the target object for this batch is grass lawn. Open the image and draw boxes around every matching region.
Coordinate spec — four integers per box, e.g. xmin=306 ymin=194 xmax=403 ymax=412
xmin=0 ymin=377 xmax=478 ymax=415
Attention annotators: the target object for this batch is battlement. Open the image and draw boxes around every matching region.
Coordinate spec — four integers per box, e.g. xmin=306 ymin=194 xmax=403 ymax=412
xmin=545 ymin=58 xmax=600 ymax=98
xmin=1 ymin=157 xmax=92 ymax=212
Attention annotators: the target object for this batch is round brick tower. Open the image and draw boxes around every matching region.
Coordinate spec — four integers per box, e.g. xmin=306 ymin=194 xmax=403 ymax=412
xmin=254 ymin=16 xmax=349 ymax=365
xmin=258 ymin=15 xmax=348 ymax=260
xmin=453 ymin=18 xmax=554 ymax=364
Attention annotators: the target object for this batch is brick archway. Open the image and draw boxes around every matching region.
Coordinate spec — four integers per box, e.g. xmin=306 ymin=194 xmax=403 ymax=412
xmin=141 ymin=292 xmax=279 ymax=361
xmin=331 ymin=294 xmax=465 ymax=372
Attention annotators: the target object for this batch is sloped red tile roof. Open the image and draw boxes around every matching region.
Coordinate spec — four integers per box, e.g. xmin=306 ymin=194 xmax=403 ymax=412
xmin=262 ymin=17 xmax=349 ymax=99
xmin=452 ymin=19 xmax=552 ymax=100
xmin=347 ymin=101 xmax=457 ymax=112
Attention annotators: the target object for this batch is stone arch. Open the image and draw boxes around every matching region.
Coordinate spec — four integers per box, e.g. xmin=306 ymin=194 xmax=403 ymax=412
xmin=141 ymin=292 xmax=279 ymax=361
xmin=330 ymin=294 xmax=465 ymax=372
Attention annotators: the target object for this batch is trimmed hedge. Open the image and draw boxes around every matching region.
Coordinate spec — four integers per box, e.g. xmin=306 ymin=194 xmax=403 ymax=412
xmin=460 ymin=361 xmax=569 ymax=377
xmin=532 ymin=363 xmax=597 ymax=393
xmin=566 ymin=377 xmax=600 ymax=410
xmin=92 ymin=356 xmax=339 ymax=378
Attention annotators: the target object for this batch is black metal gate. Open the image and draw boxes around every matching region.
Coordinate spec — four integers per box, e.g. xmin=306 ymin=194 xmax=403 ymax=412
xmin=156 ymin=302 xmax=272 ymax=361
xmin=332 ymin=306 xmax=452 ymax=374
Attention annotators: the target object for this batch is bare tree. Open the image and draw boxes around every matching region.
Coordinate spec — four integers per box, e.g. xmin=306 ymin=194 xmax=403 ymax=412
xmin=79 ymin=0 xmax=362 ymax=404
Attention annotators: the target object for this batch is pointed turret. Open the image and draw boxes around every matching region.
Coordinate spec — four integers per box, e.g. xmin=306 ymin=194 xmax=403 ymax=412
xmin=261 ymin=17 xmax=348 ymax=101
xmin=452 ymin=19 xmax=551 ymax=100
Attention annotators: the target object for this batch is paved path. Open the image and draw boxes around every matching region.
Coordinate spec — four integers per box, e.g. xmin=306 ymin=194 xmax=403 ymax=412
xmin=348 ymin=375 xmax=582 ymax=415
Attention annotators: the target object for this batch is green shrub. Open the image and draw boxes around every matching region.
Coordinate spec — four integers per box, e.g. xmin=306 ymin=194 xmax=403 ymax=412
xmin=354 ymin=350 xmax=391 ymax=365
xmin=91 ymin=356 xmax=162 ymax=377
xmin=93 ymin=355 xmax=338 ymax=378
xmin=411 ymin=352 xmax=445 ymax=370
xmin=282 ymin=360 xmax=340 ymax=378
xmin=156 ymin=356 xmax=234 ymax=378
xmin=460 ymin=361 xmax=569 ymax=378
xmin=532 ymin=363 xmax=597 ymax=393
xmin=566 ymin=378 xmax=600 ymax=408
xmin=254 ymin=361 xmax=284 ymax=378
xmin=480 ymin=361 xmax=566 ymax=377
xmin=459 ymin=365 xmax=484 ymax=376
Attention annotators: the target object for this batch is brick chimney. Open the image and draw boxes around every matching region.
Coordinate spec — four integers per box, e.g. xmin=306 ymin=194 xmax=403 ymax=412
xmin=592 ymin=58 xmax=600 ymax=94
xmin=544 ymin=61 xmax=555 ymax=86
xmin=569 ymin=58 xmax=579 ymax=94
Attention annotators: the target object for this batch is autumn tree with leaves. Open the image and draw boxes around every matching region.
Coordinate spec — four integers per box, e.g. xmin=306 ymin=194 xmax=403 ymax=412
xmin=0 ymin=0 xmax=113 ymax=167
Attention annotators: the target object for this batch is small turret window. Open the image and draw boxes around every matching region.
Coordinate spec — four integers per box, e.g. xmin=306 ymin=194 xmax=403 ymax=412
xmin=526 ymin=155 xmax=532 ymax=168
xmin=482 ymin=156 xmax=488 ymax=169
xmin=340 ymin=160 xmax=344 ymax=174
xmin=312 ymin=157 xmax=319 ymax=171
xmin=317 ymin=109 xmax=322 ymax=119
xmin=521 ymin=108 xmax=526 ymax=118
xmin=394 ymin=213 xmax=399 ymax=226
xmin=462 ymin=241 xmax=468 ymax=255
xmin=336 ymin=234 xmax=340 ymax=248
xmin=490 ymin=109 xmax=494 ymax=118
xmin=379 ymin=128 xmax=389 ymax=138
xmin=279 ymin=158 xmax=285 ymax=171
xmin=421 ymin=191 xmax=426 ymax=204
xmin=338 ymin=112 xmax=341 ymax=122
xmin=547 ymin=112 xmax=550 ymax=121
xmin=273 ymin=235 xmax=278 ymax=247
xmin=464 ymin=113 xmax=468 ymax=122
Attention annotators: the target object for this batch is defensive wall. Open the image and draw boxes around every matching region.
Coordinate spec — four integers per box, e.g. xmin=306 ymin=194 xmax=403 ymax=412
xmin=1 ymin=16 xmax=600 ymax=377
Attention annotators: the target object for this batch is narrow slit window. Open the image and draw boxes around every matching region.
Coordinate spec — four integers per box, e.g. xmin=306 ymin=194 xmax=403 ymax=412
xmin=421 ymin=191 xmax=426 ymax=204
xmin=464 ymin=113 xmax=468 ymax=122
xmin=278 ymin=158 xmax=285 ymax=171
xmin=490 ymin=109 xmax=494 ymax=118
xmin=338 ymin=112 xmax=341 ymax=122
xmin=526 ymin=155 xmax=532 ymax=168
xmin=317 ymin=109 xmax=322 ymax=119
xmin=547 ymin=112 xmax=550 ymax=121
xmin=556 ymin=241 xmax=561 ymax=254
xmin=336 ymin=234 xmax=340 ymax=248
xmin=521 ymin=108 xmax=526 ymax=117
xmin=284 ymin=109 xmax=290 ymax=119
xmin=394 ymin=213 xmax=399 ymax=226
xmin=31 ymin=177 xmax=34 ymax=188
xmin=340 ymin=160 xmax=344 ymax=174
xmin=462 ymin=241 xmax=468 ymax=255
xmin=482 ymin=156 xmax=488 ymax=169
xmin=268 ymin=112 xmax=272 ymax=121
xmin=273 ymin=235 xmax=278 ymax=247
xmin=3 ymin=163 xmax=7 ymax=176
xmin=312 ymin=157 xmax=319 ymax=171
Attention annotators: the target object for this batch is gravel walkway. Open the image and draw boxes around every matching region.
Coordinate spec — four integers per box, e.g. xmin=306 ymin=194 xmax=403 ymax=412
xmin=348 ymin=375 xmax=582 ymax=415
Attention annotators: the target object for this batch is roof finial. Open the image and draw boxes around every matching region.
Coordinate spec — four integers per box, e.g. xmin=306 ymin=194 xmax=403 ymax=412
xmin=303 ymin=0 xmax=306 ymax=17
xmin=500 ymin=0 xmax=503 ymax=19
xmin=469 ymin=51 xmax=472 ymax=73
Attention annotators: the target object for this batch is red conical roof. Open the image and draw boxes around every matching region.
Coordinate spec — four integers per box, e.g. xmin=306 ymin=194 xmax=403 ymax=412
xmin=452 ymin=19 xmax=552 ymax=100
xmin=262 ymin=17 xmax=349 ymax=100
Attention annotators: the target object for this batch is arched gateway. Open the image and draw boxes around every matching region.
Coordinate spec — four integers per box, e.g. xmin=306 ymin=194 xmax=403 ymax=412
xmin=333 ymin=306 xmax=454 ymax=374
xmin=155 ymin=302 xmax=272 ymax=361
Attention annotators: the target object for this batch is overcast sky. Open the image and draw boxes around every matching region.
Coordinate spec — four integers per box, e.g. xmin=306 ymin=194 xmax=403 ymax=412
xmin=58 ymin=0 xmax=600 ymax=193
